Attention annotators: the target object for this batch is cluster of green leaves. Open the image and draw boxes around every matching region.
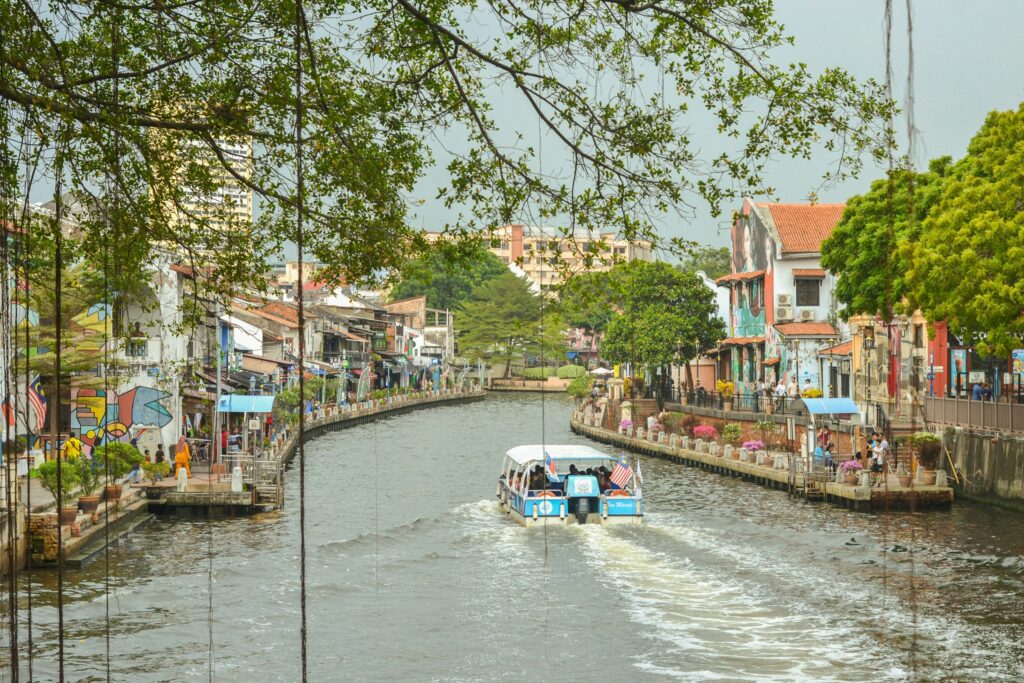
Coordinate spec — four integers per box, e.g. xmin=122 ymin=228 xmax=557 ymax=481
xmin=601 ymin=261 xmax=725 ymax=370
xmin=457 ymin=272 xmax=564 ymax=377
xmin=566 ymin=375 xmax=594 ymax=399
xmin=823 ymin=103 xmax=1024 ymax=357
xmin=1 ymin=0 xmax=893 ymax=304
xmin=388 ymin=242 xmax=507 ymax=310
xmin=93 ymin=442 xmax=144 ymax=481
xmin=679 ymin=246 xmax=732 ymax=280
xmin=555 ymin=365 xmax=586 ymax=379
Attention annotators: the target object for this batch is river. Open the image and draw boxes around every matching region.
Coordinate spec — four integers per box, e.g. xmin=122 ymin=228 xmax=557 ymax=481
xmin=8 ymin=393 xmax=1024 ymax=681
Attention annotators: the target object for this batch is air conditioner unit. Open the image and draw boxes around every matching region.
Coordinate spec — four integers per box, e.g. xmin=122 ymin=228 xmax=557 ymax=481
xmin=799 ymin=309 xmax=815 ymax=321
xmin=776 ymin=307 xmax=793 ymax=321
xmin=777 ymin=293 xmax=793 ymax=307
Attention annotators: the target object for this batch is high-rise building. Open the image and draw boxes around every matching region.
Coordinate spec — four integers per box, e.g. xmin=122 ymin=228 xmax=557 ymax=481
xmin=484 ymin=224 xmax=654 ymax=291
xmin=168 ymin=137 xmax=254 ymax=245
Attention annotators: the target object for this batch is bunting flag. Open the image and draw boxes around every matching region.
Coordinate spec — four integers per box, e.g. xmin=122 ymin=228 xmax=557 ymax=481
xmin=1 ymin=399 xmax=15 ymax=427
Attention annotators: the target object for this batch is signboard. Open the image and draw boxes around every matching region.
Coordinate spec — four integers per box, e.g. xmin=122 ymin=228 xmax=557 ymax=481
xmin=248 ymin=419 xmax=261 ymax=431
xmin=969 ymin=371 xmax=985 ymax=383
xmin=146 ymin=367 xmax=160 ymax=378
xmin=1013 ymin=349 xmax=1024 ymax=375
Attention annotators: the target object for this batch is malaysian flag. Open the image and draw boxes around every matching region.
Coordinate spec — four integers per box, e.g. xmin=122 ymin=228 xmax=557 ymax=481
xmin=27 ymin=376 xmax=46 ymax=433
xmin=610 ymin=456 xmax=632 ymax=489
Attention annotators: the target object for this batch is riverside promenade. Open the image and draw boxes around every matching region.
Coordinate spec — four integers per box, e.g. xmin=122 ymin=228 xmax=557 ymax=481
xmin=13 ymin=387 xmax=485 ymax=572
xmin=569 ymin=411 xmax=954 ymax=511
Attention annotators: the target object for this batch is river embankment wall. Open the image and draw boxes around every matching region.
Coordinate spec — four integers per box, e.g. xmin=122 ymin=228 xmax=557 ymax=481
xmin=943 ymin=428 xmax=1024 ymax=511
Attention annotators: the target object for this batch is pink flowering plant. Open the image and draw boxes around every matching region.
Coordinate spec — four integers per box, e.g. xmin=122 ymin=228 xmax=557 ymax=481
xmin=693 ymin=425 xmax=718 ymax=440
xmin=838 ymin=459 xmax=863 ymax=474
xmin=742 ymin=440 xmax=765 ymax=451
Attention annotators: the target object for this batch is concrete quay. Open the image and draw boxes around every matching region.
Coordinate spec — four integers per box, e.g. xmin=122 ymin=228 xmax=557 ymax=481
xmin=570 ymin=415 xmax=954 ymax=511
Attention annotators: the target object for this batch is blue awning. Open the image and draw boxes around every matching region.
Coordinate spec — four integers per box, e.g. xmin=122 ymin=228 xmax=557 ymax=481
xmin=217 ymin=395 xmax=276 ymax=413
xmin=797 ymin=398 xmax=859 ymax=415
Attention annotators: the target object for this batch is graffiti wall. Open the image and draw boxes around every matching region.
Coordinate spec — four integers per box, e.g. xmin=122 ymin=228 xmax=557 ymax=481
xmin=71 ymin=386 xmax=173 ymax=456
xmin=780 ymin=338 xmax=823 ymax=389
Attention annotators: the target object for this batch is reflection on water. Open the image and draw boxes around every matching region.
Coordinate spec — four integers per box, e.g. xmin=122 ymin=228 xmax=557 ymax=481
xmin=7 ymin=394 xmax=1024 ymax=681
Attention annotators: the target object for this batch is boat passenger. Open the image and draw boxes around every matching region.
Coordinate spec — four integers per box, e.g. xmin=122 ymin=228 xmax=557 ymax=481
xmin=568 ymin=464 xmax=580 ymax=477
xmin=597 ymin=472 xmax=610 ymax=493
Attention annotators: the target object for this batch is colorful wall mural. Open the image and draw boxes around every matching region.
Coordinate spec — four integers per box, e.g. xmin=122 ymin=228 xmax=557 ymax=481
xmin=71 ymin=386 xmax=173 ymax=456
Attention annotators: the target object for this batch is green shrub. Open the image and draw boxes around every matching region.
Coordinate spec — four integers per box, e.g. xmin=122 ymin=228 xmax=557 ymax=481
xmin=556 ymin=365 xmax=586 ymax=379
xmin=93 ymin=442 xmax=144 ymax=483
xmin=567 ymin=375 xmax=594 ymax=399
xmin=75 ymin=456 xmax=103 ymax=497
xmin=722 ymin=423 xmax=743 ymax=444
xmin=517 ymin=367 xmax=557 ymax=379
xmin=38 ymin=460 xmax=79 ymax=502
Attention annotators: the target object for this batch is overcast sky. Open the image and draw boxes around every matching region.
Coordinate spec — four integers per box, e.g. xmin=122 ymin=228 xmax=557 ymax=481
xmin=410 ymin=0 xmax=1024 ymax=253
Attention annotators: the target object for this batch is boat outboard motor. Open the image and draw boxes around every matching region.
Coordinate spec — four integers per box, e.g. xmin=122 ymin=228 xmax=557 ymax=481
xmin=576 ymin=496 xmax=590 ymax=524
xmin=566 ymin=475 xmax=600 ymax=525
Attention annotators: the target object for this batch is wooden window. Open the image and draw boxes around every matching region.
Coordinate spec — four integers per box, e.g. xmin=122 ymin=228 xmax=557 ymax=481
xmin=795 ymin=279 xmax=820 ymax=306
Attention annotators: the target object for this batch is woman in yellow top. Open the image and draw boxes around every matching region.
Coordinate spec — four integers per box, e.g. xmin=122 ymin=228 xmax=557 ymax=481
xmin=174 ymin=436 xmax=192 ymax=478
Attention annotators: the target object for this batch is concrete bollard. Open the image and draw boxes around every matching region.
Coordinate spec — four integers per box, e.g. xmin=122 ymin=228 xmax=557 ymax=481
xmin=231 ymin=466 xmax=243 ymax=493
xmin=681 ymin=436 xmax=690 ymax=450
xmin=636 ymin=428 xmax=645 ymax=440
xmin=739 ymin=447 xmax=749 ymax=461
xmin=657 ymin=431 xmax=666 ymax=444
xmin=669 ymin=434 xmax=679 ymax=448
xmin=756 ymin=450 xmax=768 ymax=466
xmin=723 ymin=444 xmax=733 ymax=459
xmin=858 ymin=470 xmax=872 ymax=487
xmin=708 ymin=442 xmax=719 ymax=456
xmin=935 ymin=470 xmax=948 ymax=487
xmin=176 ymin=466 xmax=189 ymax=492
xmin=626 ymin=427 xmax=634 ymax=438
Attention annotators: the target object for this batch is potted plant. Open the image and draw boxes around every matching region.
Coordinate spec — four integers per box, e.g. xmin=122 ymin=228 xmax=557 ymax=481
xmin=912 ymin=432 xmax=942 ymax=485
xmin=94 ymin=442 xmax=144 ymax=502
xmin=896 ymin=462 xmax=912 ymax=488
xmin=723 ymin=423 xmax=743 ymax=446
xmin=693 ymin=425 xmax=718 ymax=441
xmin=142 ymin=460 xmax=171 ymax=483
xmin=75 ymin=456 xmax=103 ymax=514
xmin=838 ymin=459 xmax=863 ymax=485
xmin=716 ymin=380 xmax=735 ymax=411
xmin=38 ymin=461 xmax=80 ymax=525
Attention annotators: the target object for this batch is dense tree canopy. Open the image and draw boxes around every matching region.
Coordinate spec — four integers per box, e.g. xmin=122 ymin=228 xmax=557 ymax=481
xmin=906 ymin=104 xmax=1024 ymax=356
xmin=388 ymin=242 xmax=507 ymax=310
xmin=679 ymin=245 xmax=732 ymax=279
xmin=821 ymin=157 xmax=951 ymax=319
xmin=555 ymin=268 xmax=628 ymax=332
xmin=602 ymin=261 xmax=724 ymax=370
xmin=457 ymin=272 xmax=563 ymax=376
xmin=1 ymin=0 xmax=893 ymax=301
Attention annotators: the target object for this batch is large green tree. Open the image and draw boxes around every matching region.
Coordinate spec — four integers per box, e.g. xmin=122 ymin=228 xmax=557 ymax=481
xmin=602 ymin=261 xmax=725 ymax=386
xmin=1 ymin=1 xmax=893 ymax=300
xmin=679 ymin=245 xmax=732 ymax=280
xmin=555 ymin=267 xmax=629 ymax=332
xmin=457 ymin=272 xmax=564 ymax=377
xmin=906 ymin=104 xmax=1024 ymax=356
xmin=820 ymin=157 xmax=951 ymax=319
xmin=389 ymin=242 xmax=507 ymax=310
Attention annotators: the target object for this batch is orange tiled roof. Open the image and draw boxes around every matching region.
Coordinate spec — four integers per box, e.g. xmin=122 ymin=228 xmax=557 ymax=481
xmin=819 ymin=340 xmax=853 ymax=356
xmin=763 ymin=357 xmax=781 ymax=366
xmin=716 ymin=270 xmax=765 ymax=285
xmin=261 ymin=301 xmax=299 ymax=323
xmin=720 ymin=336 xmax=765 ymax=346
xmin=758 ymin=203 xmax=845 ymax=254
xmin=774 ymin=322 xmax=837 ymax=337
xmin=792 ymin=268 xmax=826 ymax=278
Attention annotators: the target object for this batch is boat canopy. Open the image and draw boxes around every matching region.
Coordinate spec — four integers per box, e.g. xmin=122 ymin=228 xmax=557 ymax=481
xmin=504 ymin=444 xmax=609 ymax=467
xmin=794 ymin=398 xmax=859 ymax=415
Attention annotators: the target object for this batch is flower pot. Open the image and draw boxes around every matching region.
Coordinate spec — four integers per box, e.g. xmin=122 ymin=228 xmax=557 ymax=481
xmin=844 ymin=473 xmax=859 ymax=486
xmin=59 ymin=506 xmax=78 ymax=526
xmin=898 ymin=475 xmax=913 ymax=488
xmin=922 ymin=470 xmax=937 ymax=486
xmin=78 ymin=494 xmax=100 ymax=514
xmin=723 ymin=400 xmax=733 ymax=412
xmin=731 ymin=451 xmax=741 ymax=461
xmin=104 ymin=484 xmax=123 ymax=502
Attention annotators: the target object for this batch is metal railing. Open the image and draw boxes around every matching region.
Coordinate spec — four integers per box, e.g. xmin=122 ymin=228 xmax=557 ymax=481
xmin=673 ymin=390 xmax=805 ymax=416
xmin=923 ymin=395 xmax=1024 ymax=433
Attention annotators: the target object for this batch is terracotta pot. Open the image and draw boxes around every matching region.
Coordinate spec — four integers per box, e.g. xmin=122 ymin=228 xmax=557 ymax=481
xmin=78 ymin=494 xmax=100 ymax=514
xmin=844 ymin=473 xmax=859 ymax=486
xmin=898 ymin=476 xmax=913 ymax=488
xmin=104 ymin=484 xmax=123 ymax=502
xmin=922 ymin=470 xmax=937 ymax=486
xmin=731 ymin=452 xmax=741 ymax=461
xmin=59 ymin=506 xmax=78 ymax=526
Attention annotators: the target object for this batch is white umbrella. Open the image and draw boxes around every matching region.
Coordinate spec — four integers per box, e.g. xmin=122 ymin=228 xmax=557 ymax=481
xmin=590 ymin=367 xmax=613 ymax=375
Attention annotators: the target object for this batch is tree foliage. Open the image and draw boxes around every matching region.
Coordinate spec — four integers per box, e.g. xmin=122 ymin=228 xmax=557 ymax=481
xmin=821 ymin=157 xmax=951 ymax=319
xmin=602 ymin=261 xmax=725 ymax=369
xmin=679 ymin=245 xmax=732 ymax=279
xmin=555 ymin=268 xmax=629 ymax=332
xmin=457 ymin=272 xmax=563 ymax=376
xmin=389 ymin=242 xmax=507 ymax=310
xmin=1 ymin=0 xmax=893 ymax=300
xmin=906 ymin=104 xmax=1024 ymax=356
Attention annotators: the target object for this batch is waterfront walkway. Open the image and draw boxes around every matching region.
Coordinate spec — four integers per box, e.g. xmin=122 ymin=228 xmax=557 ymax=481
xmin=570 ymin=413 xmax=954 ymax=510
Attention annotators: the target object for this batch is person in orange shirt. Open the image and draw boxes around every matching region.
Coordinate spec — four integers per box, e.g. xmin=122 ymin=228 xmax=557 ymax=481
xmin=173 ymin=436 xmax=192 ymax=478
